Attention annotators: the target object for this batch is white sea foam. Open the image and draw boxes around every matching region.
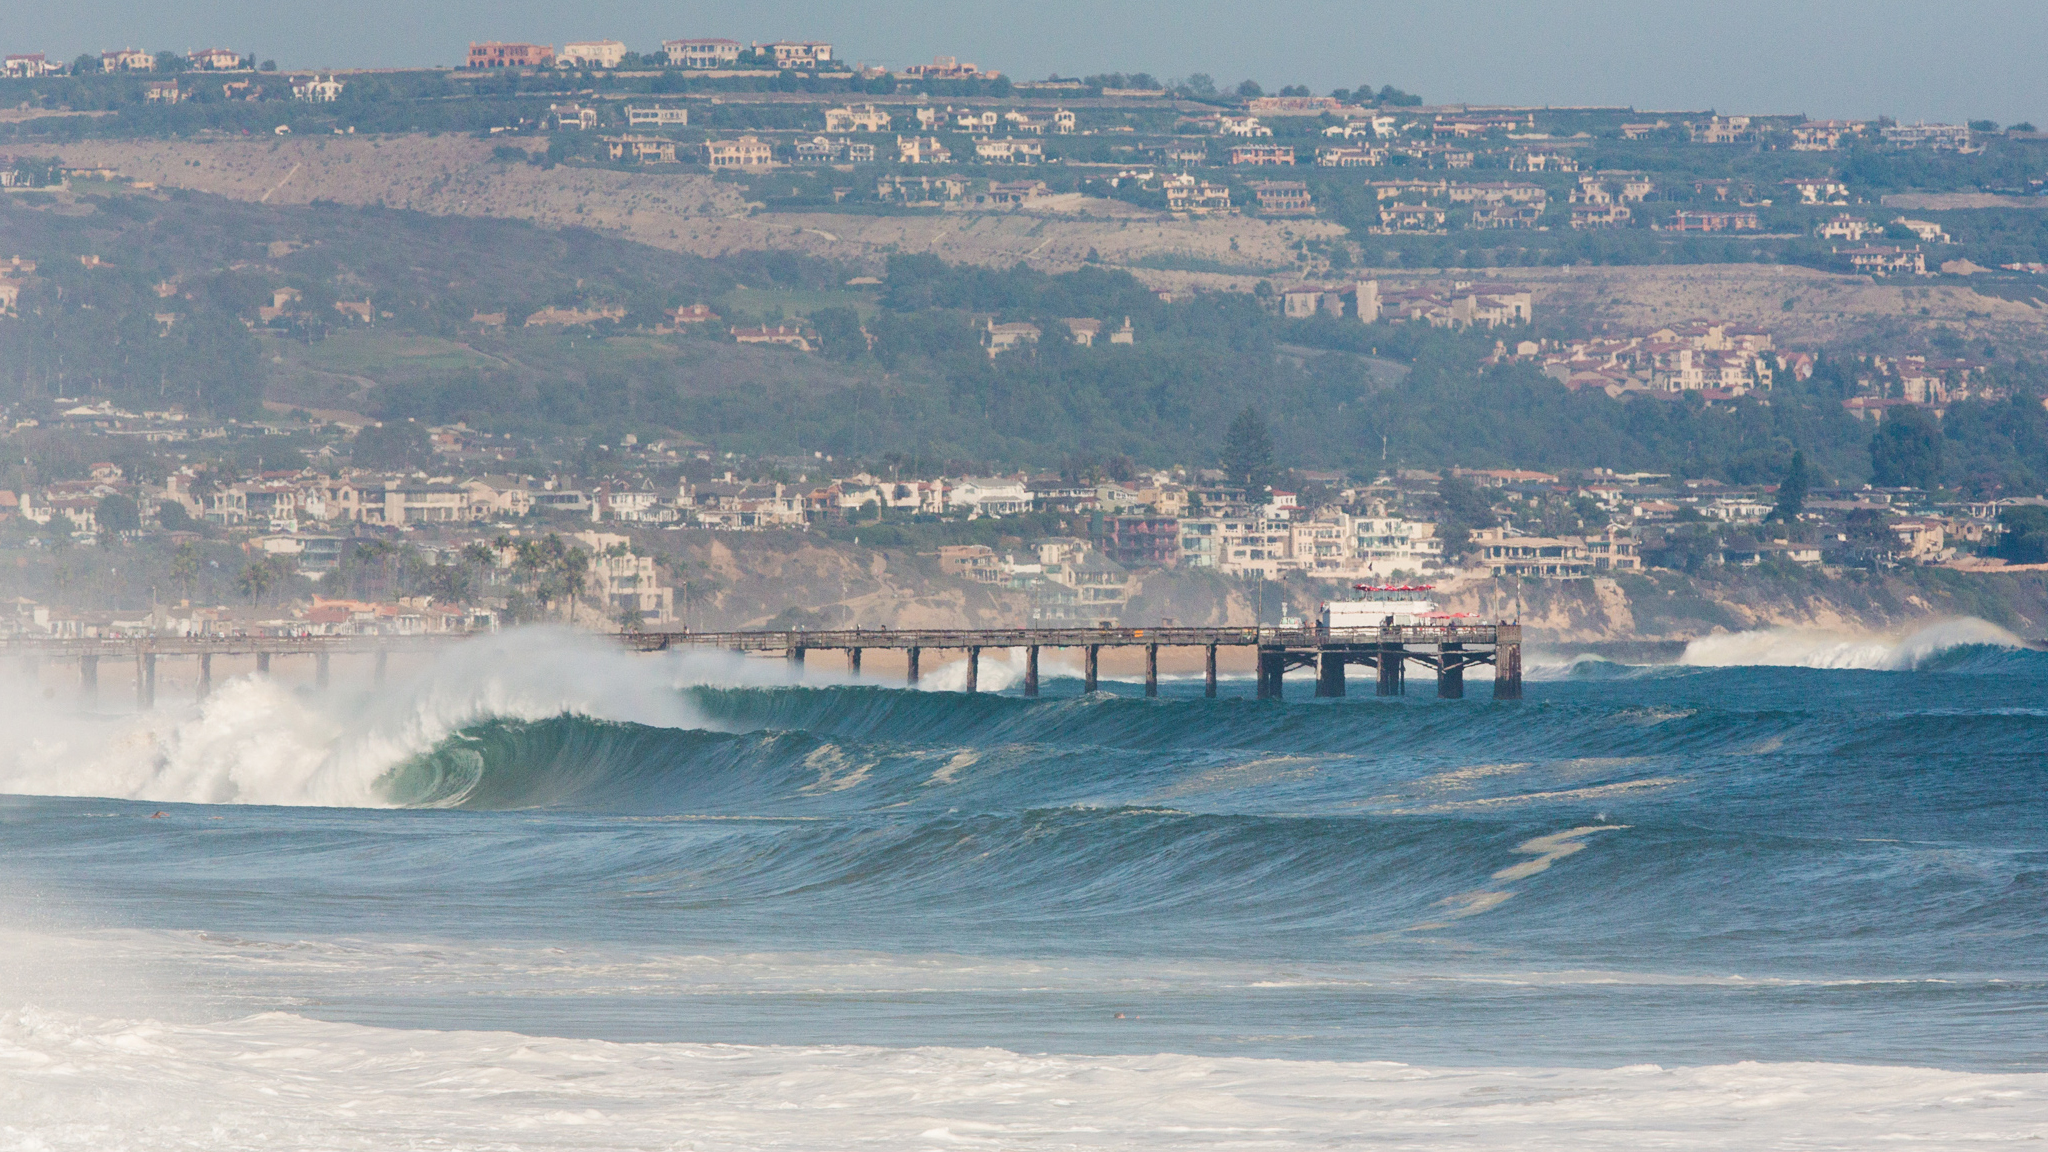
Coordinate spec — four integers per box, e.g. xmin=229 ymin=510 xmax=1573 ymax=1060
xmin=0 ymin=1002 xmax=2042 ymax=1151
xmin=0 ymin=628 xmax=781 ymax=808
xmin=1680 ymin=616 xmax=2024 ymax=671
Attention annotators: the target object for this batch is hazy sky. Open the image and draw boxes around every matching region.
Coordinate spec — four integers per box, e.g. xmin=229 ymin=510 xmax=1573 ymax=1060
xmin=13 ymin=1 xmax=2043 ymax=125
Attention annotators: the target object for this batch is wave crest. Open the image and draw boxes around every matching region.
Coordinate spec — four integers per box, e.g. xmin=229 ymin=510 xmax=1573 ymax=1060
xmin=1679 ymin=617 xmax=2029 ymax=671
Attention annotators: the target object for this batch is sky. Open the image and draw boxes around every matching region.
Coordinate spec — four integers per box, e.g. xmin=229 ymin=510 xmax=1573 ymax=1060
xmin=11 ymin=1 xmax=2045 ymax=126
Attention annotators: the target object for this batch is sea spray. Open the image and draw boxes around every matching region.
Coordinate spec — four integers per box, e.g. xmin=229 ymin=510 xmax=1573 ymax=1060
xmin=1679 ymin=616 xmax=2024 ymax=671
xmin=0 ymin=628 xmax=775 ymax=807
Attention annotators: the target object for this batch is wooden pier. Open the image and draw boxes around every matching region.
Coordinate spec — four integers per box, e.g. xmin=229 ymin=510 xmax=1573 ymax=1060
xmin=0 ymin=623 xmax=1521 ymax=704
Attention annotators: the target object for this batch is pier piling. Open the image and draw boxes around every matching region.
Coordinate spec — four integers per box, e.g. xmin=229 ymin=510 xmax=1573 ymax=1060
xmin=1316 ymin=652 xmax=1346 ymax=698
xmin=1084 ymin=645 xmax=1099 ymax=694
xmin=1145 ymin=644 xmax=1159 ymax=697
xmin=1024 ymin=646 xmax=1039 ymax=697
xmin=906 ymin=647 xmax=921 ymax=686
xmin=1438 ymin=643 xmax=1465 ymax=699
xmin=1205 ymin=644 xmax=1218 ymax=698
xmin=847 ymin=648 xmax=862 ymax=676
xmin=79 ymin=656 xmax=97 ymax=709
xmin=1377 ymin=648 xmax=1405 ymax=696
xmin=198 ymin=653 xmax=212 ymax=699
xmin=965 ymin=646 xmax=980 ymax=694
xmin=1493 ymin=636 xmax=1522 ymax=700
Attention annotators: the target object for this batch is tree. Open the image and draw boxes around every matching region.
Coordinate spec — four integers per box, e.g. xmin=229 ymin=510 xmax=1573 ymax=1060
xmin=1768 ymin=450 xmax=1809 ymax=522
xmin=236 ymin=562 xmax=276 ymax=604
xmin=71 ymin=54 xmax=99 ymax=75
xmin=353 ymin=421 xmax=433 ymax=470
xmin=170 ymin=543 xmax=200 ymax=601
xmin=1236 ymin=79 xmax=1264 ymax=99
xmin=96 ymin=493 xmax=141 ymax=534
xmin=809 ymin=306 xmax=867 ymax=361
xmin=1996 ymin=505 xmax=2048 ymax=564
xmin=1221 ymin=406 xmax=1276 ymax=494
xmin=1869 ymin=407 xmax=1943 ymax=488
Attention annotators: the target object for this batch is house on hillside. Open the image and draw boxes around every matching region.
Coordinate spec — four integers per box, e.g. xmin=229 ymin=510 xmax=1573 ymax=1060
xmin=704 ymin=135 xmax=771 ymax=168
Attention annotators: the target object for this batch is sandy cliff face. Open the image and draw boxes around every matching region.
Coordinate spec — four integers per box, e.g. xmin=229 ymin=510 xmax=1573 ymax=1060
xmin=649 ymin=532 xmax=2048 ymax=643
xmin=1427 ymin=571 xmax=2048 ymax=643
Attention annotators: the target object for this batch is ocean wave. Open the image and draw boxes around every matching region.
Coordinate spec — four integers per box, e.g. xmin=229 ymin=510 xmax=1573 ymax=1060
xmin=1 ymin=1003 xmax=2042 ymax=1150
xmin=0 ymin=629 xmax=748 ymax=807
xmin=1679 ymin=617 xmax=2032 ymax=671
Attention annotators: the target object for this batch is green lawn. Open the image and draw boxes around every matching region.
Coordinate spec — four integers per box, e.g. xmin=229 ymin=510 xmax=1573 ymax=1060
xmin=277 ymin=332 xmax=501 ymax=374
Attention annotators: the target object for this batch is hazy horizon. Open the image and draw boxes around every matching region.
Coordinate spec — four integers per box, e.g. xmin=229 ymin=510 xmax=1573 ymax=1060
xmin=10 ymin=0 xmax=2045 ymax=126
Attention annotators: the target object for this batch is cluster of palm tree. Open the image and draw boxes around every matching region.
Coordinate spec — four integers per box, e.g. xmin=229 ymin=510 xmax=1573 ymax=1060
xmin=491 ymin=534 xmax=591 ymax=622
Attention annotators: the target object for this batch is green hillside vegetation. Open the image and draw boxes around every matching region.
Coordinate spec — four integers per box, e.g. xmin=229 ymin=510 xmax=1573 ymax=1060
xmin=4 ymin=187 xmax=2048 ymax=492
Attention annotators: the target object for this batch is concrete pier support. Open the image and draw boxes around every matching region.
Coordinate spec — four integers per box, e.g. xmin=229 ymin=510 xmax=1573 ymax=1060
xmin=1438 ymin=662 xmax=1464 ymax=698
xmin=80 ymin=656 xmax=97 ymax=709
xmin=1493 ymin=641 xmax=1522 ymax=700
xmin=373 ymin=649 xmax=387 ymax=686
xmin=1316 ymin=651 xmax=1346 ymax=697
xmin=1145 ymin=644 xmax=1159 ymax=697
xmin=198 ymin=653 xmax=212 ymax=699
xmin=138 ymin=653 xmax=156 ymax=709
xmin=847 ymin=648 xmax=862 ymax=676
xmin=906 ymin=647 xmax=921 ymax=686
xmin=256 ymin=652 xmax=271 ymax=675
xmin=1205 ymin=644 xmax=1218 ymax=698
xmin=965 ymin=646 xmax=980 ymax=694
xmin=1084 ymin=645 xmax=1100 ymax=694
xmin=1377 ymin=647 xmax=1405 ymax=696
xmin=316 ymin=651 xmax=330 ymax=691
xmin=1257 ymin=650 xmax=1286 ymax=700
xmin=786 ymin=646 xmax=806 ymax=669
xmin=1024 ymin=646 xmax=1039 ymax=697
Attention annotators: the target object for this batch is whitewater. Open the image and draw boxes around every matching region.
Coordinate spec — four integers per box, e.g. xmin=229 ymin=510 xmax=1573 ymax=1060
xmin=2 ymin=619 xmax=2046 ymax=1149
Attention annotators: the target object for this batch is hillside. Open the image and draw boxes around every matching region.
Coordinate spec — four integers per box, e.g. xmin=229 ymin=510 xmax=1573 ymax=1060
xmin=34 ymin=135 xmax=2048 ymax=348
xmin=46 ymin=136 xmax=1338 ymax=283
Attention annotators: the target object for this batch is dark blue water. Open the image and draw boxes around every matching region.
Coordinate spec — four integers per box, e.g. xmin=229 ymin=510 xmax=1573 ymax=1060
xmin=3 ymin=641 xmax=2045 ymax=1071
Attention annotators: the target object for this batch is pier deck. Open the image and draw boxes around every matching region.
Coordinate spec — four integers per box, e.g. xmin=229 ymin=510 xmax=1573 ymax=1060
xmin=0 ymin=623 xmax=1520 ymax=704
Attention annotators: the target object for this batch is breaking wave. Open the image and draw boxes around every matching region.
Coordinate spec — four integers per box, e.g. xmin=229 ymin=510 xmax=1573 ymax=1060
xmin=1679 ymin=616 xmax=2032 ymax=671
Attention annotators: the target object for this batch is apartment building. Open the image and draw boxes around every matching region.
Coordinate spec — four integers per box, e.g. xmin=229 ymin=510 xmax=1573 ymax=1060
xmin=705 ymin=135 xmax=773 ymax=168
xmin=762 ymin=40 xmax=832 ymax=68
xmin=1248 ymin=180 xmax=1314 ymax=215
xmin=663 ymin=38 xmax=740 ymax=69
xmin=625 ymin=105 xmax=688 ymax=127
xmin=468 ymin=42 xmax=554 ymax=68
xmin=605 ymin=135 xmax=678 ymax=163
xmin=2 ymin=54 xmax=61 ymax=78
xmin=1229 ymin=144 xmax=1295 ymax=166
xmin=558 ymin=39 xmax=627 ymax=68
xmin=825 ymin=103 xmax=891 ymax=132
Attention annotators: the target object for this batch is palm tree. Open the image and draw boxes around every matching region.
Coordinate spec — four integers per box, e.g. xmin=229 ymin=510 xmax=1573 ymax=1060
xmin=169 ymin=542 xmax=200 ymax=602
xmin=236 ymin=562 xmax=275 ymax=604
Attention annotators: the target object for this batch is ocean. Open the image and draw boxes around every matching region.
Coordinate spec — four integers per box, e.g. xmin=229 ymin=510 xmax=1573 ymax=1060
xmin=1 ymin=621 xmax=2045 ymax=1149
